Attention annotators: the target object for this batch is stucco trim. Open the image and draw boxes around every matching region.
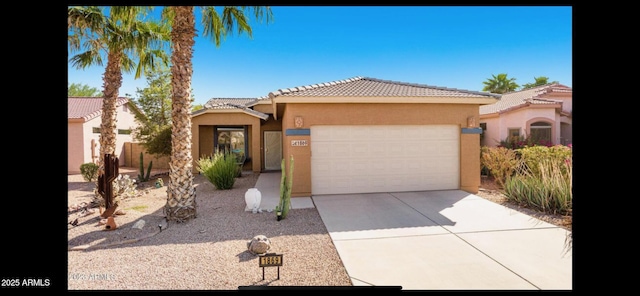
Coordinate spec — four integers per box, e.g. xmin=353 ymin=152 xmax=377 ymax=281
xmin=285 ymin=129 xmax=310 ymax=136
xmin=461 ymin=127 xmax=483 ymax=134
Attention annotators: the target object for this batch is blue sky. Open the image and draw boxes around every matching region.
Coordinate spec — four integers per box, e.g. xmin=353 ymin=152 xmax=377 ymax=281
xmin=67 ymin=6 xmax=572 ymax=106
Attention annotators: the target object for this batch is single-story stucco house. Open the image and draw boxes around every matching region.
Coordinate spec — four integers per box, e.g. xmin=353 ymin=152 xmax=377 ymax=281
xmin=479 ymin=83 xmax=572 ymax=147
xmin=191 ymin=76 xmax=500 ymax=197
xmin=67 ymin=97 xmax=141 ymax=174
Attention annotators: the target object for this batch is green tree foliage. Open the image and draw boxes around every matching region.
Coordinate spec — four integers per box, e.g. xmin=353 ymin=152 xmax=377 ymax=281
xmin=482 ymin=73 xmax=519 ymax=94
xmin=68 ymin=83 xmax=101 ymax=96
xmin=521 ymin=76 xmax=559 ymax=90
xmin=68 ymin=6 xmax=170 ymax=174
xmin=132 ymin=65 xmax=173 ymax=156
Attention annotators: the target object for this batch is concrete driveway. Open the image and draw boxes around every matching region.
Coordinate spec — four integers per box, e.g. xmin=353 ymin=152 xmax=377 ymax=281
xmin=311 ymin=190 xmax=572 ymax=290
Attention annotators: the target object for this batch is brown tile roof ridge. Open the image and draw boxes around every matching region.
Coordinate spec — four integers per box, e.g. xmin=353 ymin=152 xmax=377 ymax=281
xmin=267 ymin=76 xmax=501 ymax=98
xmin=268 ymin=76 xmax=364 ymax=97
xmin=363 ymin=76 xmax=501 ymax=98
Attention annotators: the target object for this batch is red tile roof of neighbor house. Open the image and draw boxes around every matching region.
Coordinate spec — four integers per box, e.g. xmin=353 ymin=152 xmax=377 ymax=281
xmin=479 ymin=83 xmax=572 ymax=115
xmin=68 ymin=97 xmax=129 ymax=121
xmin=266 ymin=76 xmax=501 ymax=98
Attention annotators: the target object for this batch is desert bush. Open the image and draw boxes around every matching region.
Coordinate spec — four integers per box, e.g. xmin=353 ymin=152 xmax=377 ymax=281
xmin=504 ymin=157 xmax=572 ymax=215
xmin=498 ymin=134 xmax=553 ymax=149
xmin=518 ymin=145 xmax=572 ymax=179
xmin=198 ymin=151 xmax=238 ymax=190
xmin=480 ymin=146 xmax=521 ymax=188
xmin=80 ymin=163 xmax=99 ymax=182
xmin=91 ymin=174 xmax=138 ymax=208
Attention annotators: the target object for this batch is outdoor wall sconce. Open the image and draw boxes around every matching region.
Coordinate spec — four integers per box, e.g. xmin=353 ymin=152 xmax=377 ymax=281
xmin=294 ymin=116 xmax=303 ymax=128
xmin=467 ymin=116 xmax=476 ymax=128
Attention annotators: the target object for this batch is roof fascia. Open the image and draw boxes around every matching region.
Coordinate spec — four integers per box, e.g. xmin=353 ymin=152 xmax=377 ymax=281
xmin=272 ymin=96 xmax=499 ymax=105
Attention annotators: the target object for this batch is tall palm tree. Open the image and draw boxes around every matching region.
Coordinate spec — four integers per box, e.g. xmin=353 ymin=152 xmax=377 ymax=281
xmin=68 ymin=6 xmax=170 ymax=177
xmin=482 ymin=73 xmax=519 ymax=94
xmin=162 ymin=6 xmax=273 ymax=222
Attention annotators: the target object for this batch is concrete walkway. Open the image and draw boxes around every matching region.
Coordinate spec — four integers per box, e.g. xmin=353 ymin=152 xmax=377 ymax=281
xmin=251 ymin=171 xmax=314 ymax=212
xmin=253 ymin=171 xmax=572 ymax=290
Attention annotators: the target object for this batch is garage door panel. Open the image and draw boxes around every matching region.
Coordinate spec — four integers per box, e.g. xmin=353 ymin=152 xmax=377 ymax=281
xmin=311 ymin=125 xmax=459 ymax=195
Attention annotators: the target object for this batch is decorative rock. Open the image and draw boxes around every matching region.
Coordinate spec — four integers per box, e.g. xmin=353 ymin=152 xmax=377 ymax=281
xmin=247 ymin=235 xmax=271 ymax=255
xmin=132 ymin=220 xmax=146 ymax=229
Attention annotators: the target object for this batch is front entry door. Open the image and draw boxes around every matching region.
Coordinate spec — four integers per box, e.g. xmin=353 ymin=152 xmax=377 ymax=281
xmin=264 ymin=131 xmax=282 ymax=170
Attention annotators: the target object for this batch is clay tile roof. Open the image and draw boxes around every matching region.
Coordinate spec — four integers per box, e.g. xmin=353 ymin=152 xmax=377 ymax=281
xmin=68 ymin=96 xmax=129 ymax=122
xmin=480 ymin=83 xmax=571 ymax=115
xmin=268 ymin=76 xmax=500 ymax=99
xmin=203 ymin=98 xmax=258 ymax=109
xmin=197 ymin=97 xmax=268 ymax=120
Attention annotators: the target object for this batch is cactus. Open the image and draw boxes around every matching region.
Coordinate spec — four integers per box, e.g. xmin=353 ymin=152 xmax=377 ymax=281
xmin=276 ymin=155 xmax=294 ymax=220
xmin=138 ymin=152 xmax=153 ymax=182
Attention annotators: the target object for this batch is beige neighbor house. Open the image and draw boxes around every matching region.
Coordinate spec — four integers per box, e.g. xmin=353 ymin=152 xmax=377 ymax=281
xmin=67 ymin=97 xmax=142 ymax=174
xmin=191 ymin=76 xmax=500 ymax=196
xmin=479 ymin=83 xmax=572 ymax=148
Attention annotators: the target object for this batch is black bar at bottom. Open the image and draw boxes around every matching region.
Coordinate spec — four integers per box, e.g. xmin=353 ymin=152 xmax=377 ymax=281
xmin=238 ymin=286 xmax=402 ymax=291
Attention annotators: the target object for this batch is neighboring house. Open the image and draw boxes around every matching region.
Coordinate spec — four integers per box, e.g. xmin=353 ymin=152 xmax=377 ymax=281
xmin=68 ymin=97 xmax=141 ymax=174
xmin=191 ymin=76 xmax=500 ymax=196
xmin=479 ymin=83 xmax=572 ymax=147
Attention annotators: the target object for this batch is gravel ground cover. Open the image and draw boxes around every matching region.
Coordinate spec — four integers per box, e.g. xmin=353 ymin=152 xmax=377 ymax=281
xmin=67 ymin=170 xmax=352 ymax=290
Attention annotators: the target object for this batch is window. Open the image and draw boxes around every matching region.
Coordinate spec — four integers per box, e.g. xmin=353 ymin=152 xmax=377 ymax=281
xmin=508 ymin=128 xmax=520 ymax=138
xmin=530 ymin=122 xmax=552 ymax=145
xmin=118 ymin=129 xmax=131 ymax=135
xmin=215 ymin=127 xmax=247 ymax=162
xmin=92 ymin=127 xmax=101 ymax=134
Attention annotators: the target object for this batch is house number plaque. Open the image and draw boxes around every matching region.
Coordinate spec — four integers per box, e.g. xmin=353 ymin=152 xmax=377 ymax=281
xmin=291 ymin=140 xmax=308 ymax=146
xmin=258 ymin=253 xmax=283 ymax=280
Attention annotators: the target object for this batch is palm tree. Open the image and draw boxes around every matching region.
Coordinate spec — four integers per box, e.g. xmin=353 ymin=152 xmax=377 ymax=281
xmin=482 ymin=73 xmax=519 ymax=94
xmin=68 ymin=6 xmax=170 ymax=177
xmin=521 ymin=76 xmax=559 ymax=90
xmin=162 ymin=6 xmax=273 ymax=222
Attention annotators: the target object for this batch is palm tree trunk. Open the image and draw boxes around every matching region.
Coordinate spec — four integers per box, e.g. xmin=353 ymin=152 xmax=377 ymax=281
xmin=93 ymin=51 xmax=123 ymax=207
xmin=165 ymin=6 xmax=197 ymax=222
xmin=97 ymin=51 xmax=123 ymax=175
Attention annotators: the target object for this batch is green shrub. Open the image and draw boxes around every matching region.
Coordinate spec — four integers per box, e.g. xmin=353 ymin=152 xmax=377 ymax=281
xmin=504 ymin=157 xmax=572 ymax=215
xmin=80 ymin=163 xmax=99 ymax=182
xmin=518 ymin=145 xmax=572 ymax=179
xmin=197 ymin=151 xmax=238 ymax=190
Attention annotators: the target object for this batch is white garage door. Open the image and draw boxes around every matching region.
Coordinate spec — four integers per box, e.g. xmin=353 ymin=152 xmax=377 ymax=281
xmin=311 ymin=125 xmax=459 ymax=195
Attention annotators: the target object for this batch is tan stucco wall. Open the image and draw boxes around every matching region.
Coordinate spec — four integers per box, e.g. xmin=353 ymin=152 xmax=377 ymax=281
xmin=123 ymin=142 xmax=170 ymax=170
xmin=68 ymin=104 xmax=138 ymax=174
xmin=191 ymin=112 xmax=262 ymax=172
xmin=280 ymin=103 xmax=481 ymax=196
